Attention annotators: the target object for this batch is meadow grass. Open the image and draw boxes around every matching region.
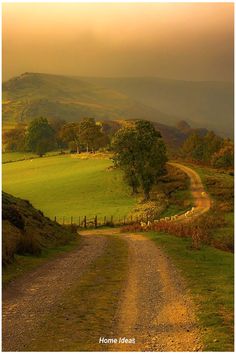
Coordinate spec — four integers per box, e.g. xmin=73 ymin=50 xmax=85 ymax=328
xmin=147 ymin=231 xmax=234 ymax=351
xmin=2 ymin=152 xmax=38 ymax=163
xmin=2 ymin=150 xmax=65 ymax=163
xmin=2 ymin=155 xmax=136 ymax=220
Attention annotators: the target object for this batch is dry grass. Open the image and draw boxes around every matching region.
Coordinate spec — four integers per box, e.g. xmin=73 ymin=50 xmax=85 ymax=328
xmin=2 ymin=192 xmax=76 ymax=265
xmin=121 ymin=210 xmax=231 ymax=252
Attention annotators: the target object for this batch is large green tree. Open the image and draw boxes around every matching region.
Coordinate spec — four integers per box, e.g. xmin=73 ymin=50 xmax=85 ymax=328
xmin=25 ymin=117 xmax=56 ymax=156
xmin=112 ymin=120 xmax=167 ymax=200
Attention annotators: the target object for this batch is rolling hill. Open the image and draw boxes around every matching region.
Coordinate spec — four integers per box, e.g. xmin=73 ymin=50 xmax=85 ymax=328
xmin=3 ymin=72 xmax=233 ymax=138
xmin=84 ymin=77 xmax=234 ymax=137
xmin=3 ymin=72 xmax=176 ymax=126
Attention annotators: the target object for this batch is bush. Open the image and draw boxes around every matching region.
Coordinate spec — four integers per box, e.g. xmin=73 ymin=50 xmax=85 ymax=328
xmin=121 ymin=210 xmax=229 ymax=251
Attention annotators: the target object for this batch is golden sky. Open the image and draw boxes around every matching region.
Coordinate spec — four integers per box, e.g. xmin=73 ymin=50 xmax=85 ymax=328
xmin=2 ymin=2 xmax=234 ymax=81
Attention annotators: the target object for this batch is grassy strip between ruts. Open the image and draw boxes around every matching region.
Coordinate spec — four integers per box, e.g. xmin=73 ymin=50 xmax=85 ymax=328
xmin=24 ymin=235 xmax=128 ymax=351
xmin=3 ymin=237 xmax=81 ymax=286
xmin=146 ymin=231 xmax=234 ymax=351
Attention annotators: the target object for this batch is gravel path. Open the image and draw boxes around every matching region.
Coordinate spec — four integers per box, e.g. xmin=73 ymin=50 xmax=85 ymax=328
xmin=2 ymin=234 xmax=107 ymax=351
xmin=3 ymin=230 xmax=203 ymax=351
xmin=110 ymin=231 xmax=202 ymax=352
xmin=168 ymin=162 xmax=211 ymax=221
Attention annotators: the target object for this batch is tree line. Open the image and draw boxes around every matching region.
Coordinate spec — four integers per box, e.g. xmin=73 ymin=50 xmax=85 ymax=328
xmin=3 ymin=117 xmax=110 ymax=157
xmin=180 ymin=131 xmax=234 ymax=169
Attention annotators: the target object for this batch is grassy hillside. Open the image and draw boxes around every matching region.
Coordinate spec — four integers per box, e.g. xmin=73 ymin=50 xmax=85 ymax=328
xmin=2 ymin=155 xmax=136 ymax=221
xmin=85 ymin=77 xmax=233 ymax=137
xmin=4 ymin=72 xmax=223 ymax=148
xmin=3 ymin=72 xmax=173 ymax=125
xmin=2 ymin=192 xmax=75 ymax=265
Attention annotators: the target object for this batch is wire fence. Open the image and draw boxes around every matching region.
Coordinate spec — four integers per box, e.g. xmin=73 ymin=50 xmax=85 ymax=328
xmin=54 ymin=215 xmax=146 ymax=229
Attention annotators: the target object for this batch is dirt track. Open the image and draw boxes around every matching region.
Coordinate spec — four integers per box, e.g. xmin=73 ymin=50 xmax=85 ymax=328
xmin=168 ymin=162 xmax=211 ymax=221
xmin=3 ymin=229 xmax=202 ymax=352
xmin=110 ymin=231 xmax=202 ymax=351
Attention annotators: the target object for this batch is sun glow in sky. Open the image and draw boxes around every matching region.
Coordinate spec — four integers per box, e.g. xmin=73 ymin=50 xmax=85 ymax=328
xmin=3 ymin=2 xmax=234 ymax=81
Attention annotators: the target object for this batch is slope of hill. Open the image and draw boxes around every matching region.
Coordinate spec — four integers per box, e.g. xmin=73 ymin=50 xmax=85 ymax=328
xmin=84 ymin=77 xmax=233 ymax=137
xmin=3 ymin=72 xmax=230 ymax=140
xmin=100 ymin=119 xmax=207 ymax=150
xmin=3 ymin=72 xmax=176 ymax=125
xmin=2 ymin=192 xmax=75 ymax=265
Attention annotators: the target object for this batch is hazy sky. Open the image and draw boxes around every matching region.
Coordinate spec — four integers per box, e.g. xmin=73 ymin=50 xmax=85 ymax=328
xmin=2 ymin=2 xmax=234 ymax=81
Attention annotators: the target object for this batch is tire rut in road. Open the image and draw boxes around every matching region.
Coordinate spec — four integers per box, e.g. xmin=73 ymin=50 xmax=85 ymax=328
xmin=112 ymin=233 xmax=202 ymax=352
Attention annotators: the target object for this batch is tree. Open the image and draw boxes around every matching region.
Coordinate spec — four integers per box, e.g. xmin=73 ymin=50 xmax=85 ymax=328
xmin=211 ymin=139 xmax=234 ymax=169
xmin=112 ymin=126 xmax=140 ymax=194
xmin=112 ymin=120 xmax=167 ymax=200
xmin=181 ymin=131 xmax=224 ymax=164
xmin=203 ymin=131 xmax=223 ymax=162
xmin=25 ymin=117 xmax=56 ymax=156
xmin=181 ymin=133 xmax=205 ymax=162
xmin=80 ymin=118 xmax=105 ymax=152
xmin=3 ymin=125 xmax=26 ymax=152
xmin=60 ymin=123 xmax=81 ymax=153
xmin=48 ymin=118 xmax=67 ymax=152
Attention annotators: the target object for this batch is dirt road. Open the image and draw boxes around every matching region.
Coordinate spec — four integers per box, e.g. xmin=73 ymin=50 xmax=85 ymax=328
xmin=2 ymin=235 xmax=107 ymax=351
xmin=107 ymin=230 xmax=202 ymax=351
xmin=3 ymin=229 xmax=202 ymax=351
xmin=168 ymin=162 xmax=211 ymax=220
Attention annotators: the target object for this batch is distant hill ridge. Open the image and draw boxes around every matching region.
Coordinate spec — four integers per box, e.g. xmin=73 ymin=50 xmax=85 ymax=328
xmin=3 ymin=72 xmax=233 ymax=138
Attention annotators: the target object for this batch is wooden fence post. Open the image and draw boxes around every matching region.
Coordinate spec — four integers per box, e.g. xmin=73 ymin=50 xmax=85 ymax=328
xmin=123 ymin=216 xmax=126 ymax=225
xmin=54 ymin=216 xmax=57 ymax=222
xmin=84 ymin=216 xmax=87 ymax=228
xmin=104 ymin=216 xmax=106 ymax=226
xmin=71 ymin=216 xmax=73 ymax=225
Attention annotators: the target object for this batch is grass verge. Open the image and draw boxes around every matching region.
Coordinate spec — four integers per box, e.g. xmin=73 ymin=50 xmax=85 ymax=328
xmin=147 ymin=231 xmax=234 ymax=351
xmin=25 ymin=235 xmax=128 ymax=351
xmin=3 ymin=237 xmax=81 ymax=286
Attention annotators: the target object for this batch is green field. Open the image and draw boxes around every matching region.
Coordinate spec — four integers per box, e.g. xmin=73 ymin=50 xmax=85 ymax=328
xmin=2 ymin=151 xmax=66 ymax=163
xmin=2 ymin=152 xmax=38 ymax=163
xmin=2 ymin=155 xmax=136 ymax=221
xmin=147 ymin=232 xmax=234 ymax=351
